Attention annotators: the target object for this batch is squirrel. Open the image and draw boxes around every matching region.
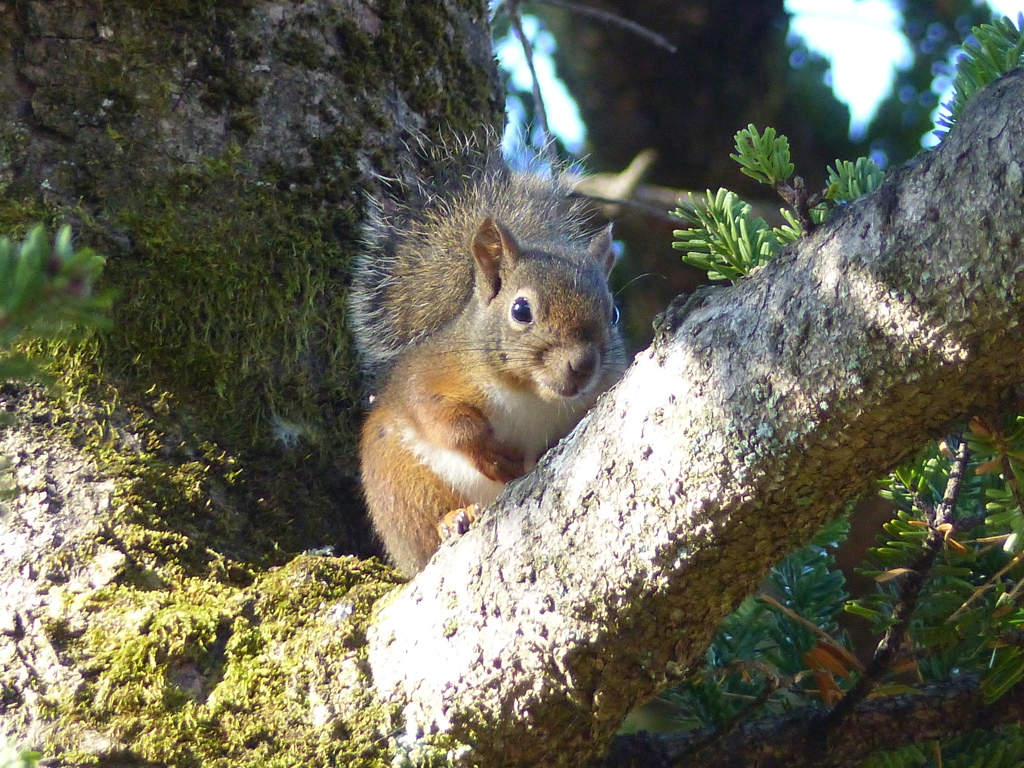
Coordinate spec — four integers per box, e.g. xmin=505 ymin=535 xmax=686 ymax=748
xmin=348 ymin=142 xmax=627 ymax=576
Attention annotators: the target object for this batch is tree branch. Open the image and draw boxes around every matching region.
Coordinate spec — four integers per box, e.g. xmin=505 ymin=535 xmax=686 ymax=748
xmin=605 ymin=675 xmax=1024 ymax=768
xmin=820 ymin=438 xmax=970 ymax=732
xmin=366 ymin=69 xmax=1024 ymax=767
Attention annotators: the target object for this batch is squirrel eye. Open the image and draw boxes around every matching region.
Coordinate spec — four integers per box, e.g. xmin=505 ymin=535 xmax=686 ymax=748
xmin=511 ymin=296 xmax=533 ymax=324
xmin=611 ymin=305 xmax=620 ymax=326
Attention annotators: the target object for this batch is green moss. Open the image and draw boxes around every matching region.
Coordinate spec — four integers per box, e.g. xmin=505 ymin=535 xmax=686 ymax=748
xmin=378 ymin=1 xmax=500 ymax=130
xmin=100 ymin=154 xmax=356 ymax=451
xmin=9 ymin=0 xmax=500 ymax=470
xmin=49 ymin=557 xmax=402 ymax=767
xmin=332 ymin=20 xmax=376 ymax=88
xmin=274 ymin=29 xmax=327 ymax=69
xmin=13 ymin=0 xmax=466 ymax=569
xmin=0 ymin=198 xmax=59 ymax=238
xmin=120 ymin=0 xmax=255 ymax=23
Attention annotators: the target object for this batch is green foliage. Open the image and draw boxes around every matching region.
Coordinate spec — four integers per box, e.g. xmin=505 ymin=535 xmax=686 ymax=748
xmin=729 ymin=124 xmax=794 ymax=186
xmin=860 ymin=743 xmax=929 ymax=768
xmin=0 ymin=741 xmax=39 ymax=768
xmin=941 ymin=15 xmax=1024 ymax=130
xmin=863 ymin=726 xmax=1024 ymax=768
xmin=673 ymin=128 xmax=881 ymax=281
xmin=973 ymin=414 xmax=1024 ymax=553
xmin=671 ymin=189 xmax=781 ymax=281
xmin=944 ymin=725 xmax=1024 ymax=767
xmin=847 ymin=430 xmax=1024 ymax=698
xmin=825 ymin=157 xmax=886 ymax=203
xmin=659 ymin=518 xmax=850 ymax=729
xmin=983 ymin=645 xmax=1024 ymax=704
xmin=0 ymin=225 xmax=113 ymax=382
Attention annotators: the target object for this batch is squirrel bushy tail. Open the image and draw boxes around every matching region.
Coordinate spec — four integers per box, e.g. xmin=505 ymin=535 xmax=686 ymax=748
xmin=348 ymin=138 xmax=597 ymax=385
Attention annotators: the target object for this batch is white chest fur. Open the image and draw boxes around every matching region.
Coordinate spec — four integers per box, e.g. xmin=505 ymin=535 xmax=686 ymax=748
xmin=400 ymin=384 xmax=594 ymax=507
xmin=483 ymin=381 xmax=592 ymax=465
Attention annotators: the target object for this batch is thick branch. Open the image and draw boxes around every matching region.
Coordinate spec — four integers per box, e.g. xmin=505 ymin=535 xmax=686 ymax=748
xmin=366 ymin=70 xmax=1024 ymax=767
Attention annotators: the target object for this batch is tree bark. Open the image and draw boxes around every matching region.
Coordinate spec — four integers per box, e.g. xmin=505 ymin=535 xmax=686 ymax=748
xmin=0 ymin=0 xmax=502 ymax=759
xmin=365 ymin=69 xmax=1024 ymax=767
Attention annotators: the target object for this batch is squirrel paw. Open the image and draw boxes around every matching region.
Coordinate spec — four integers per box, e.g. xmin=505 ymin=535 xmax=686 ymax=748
xmin=479 ymin=442 xmax=526 ymax=484
xmin=438 ymin=503 xmax=480 ymax=541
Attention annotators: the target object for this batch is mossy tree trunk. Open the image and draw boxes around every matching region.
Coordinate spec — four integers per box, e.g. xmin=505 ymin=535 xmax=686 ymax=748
xmin=0 ymin=0 xmax=501 ymax=762
xmin=0 ymin=0 xmax=501 ymax=553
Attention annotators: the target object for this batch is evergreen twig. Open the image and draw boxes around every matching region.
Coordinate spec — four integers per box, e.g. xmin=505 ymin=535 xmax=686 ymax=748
xmin=773 ymin=176 xmax=821 ymax=234
xmin=682 ymin=662 xmax=796 ymax=759
xmin=819 ymin=438 xmax=971 ymax=734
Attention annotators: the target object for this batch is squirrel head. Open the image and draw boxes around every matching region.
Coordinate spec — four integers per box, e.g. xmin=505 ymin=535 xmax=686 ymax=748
xmin=468 ymin=217 xmax=623 ymax=401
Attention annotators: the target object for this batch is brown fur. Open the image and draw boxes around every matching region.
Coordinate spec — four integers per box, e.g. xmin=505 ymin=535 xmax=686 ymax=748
xmin=349 ymin=144 xmax=626 ymax=576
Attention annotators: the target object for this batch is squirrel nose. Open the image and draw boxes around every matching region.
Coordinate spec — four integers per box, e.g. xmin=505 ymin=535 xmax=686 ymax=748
xmin=560 ymin=345 xmax=599 ymax=396
xmin=567 ymin=346 xmax=599 ymax=381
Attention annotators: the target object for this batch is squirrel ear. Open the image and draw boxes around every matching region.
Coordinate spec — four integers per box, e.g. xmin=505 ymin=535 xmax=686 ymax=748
xmin=589 ymin=224 xmax=616 ymax=277
xmin=472 ymin=217 xmax=519 ymax=302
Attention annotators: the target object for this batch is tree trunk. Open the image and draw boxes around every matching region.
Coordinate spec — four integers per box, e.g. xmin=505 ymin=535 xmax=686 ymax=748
xmin=0 ymin=0 xmax=500 ymax=760
xmin=0 ymin=0 xmax=502 ymax=558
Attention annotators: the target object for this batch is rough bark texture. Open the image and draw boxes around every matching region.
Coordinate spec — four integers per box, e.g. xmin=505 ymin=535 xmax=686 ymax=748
xmin=365 ymin=69 xmax=1024 ymax=766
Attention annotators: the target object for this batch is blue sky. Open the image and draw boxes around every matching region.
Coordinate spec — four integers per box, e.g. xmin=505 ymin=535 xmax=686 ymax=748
xmin=788 ymin=0 xmax=1023 ymax=143
xmin=497 ymin=1 xmax=1023 ymax=153
xmin=786 ymin=0 xmax=911 ymax=138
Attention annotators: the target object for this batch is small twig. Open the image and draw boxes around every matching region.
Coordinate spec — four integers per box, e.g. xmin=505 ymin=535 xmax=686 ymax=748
xmin=568 ymin=192 xmax=680 ymax=225
xmin=818 ymin=438 xmax=971 ymax=734
xmin=683 ymin=662 xmax=797 ymax=759
xmin=947 ymin=547 xmax=1024 ymax=622
xmin=536 ymin=0 xmax=677 ymax=53
xmin=760 ymin=595 xmax=862 ymax=670
xmin=950 ymin=512 xmax=989 ymax=534
xmin=773 ymin=177 xmax=822 ymax=234
xmin=504 ymin=1 xmax=557 ymax=165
